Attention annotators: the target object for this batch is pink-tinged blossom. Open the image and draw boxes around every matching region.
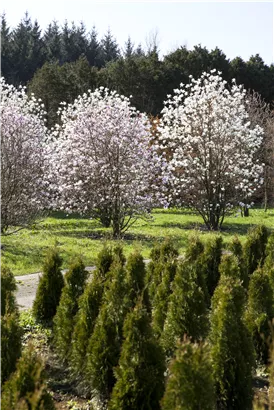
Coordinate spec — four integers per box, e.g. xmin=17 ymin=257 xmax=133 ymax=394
xmin=48 ymin=88 xmax=169 ymax=237
xmin=157 ymin=71 xmax=264 ymax=230
xmin=1 ymin=77 xmax=49 ymax=233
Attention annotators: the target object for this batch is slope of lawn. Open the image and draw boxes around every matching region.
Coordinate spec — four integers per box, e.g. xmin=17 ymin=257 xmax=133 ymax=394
xmin=1 ymin=208 xmax=274 ymax=275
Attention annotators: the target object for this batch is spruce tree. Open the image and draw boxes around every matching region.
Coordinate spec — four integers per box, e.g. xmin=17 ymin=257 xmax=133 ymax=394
xmin=161 ymin=260 xmax=209 ymax=357
xmin=108 ymin=301 xmax=165 ymax=410
xmin=161 ymin=339 xmax=215 ymax=410
xmin=53 ymin=257 xmax=88 ymax=362
xmin=245 ymin=268 xmax=274 ymax=364
xmin=244 ymin=224 xmax=269 ymax=276
xmin=84 ymin=262 xmax=130 ymax=403
xmin=1 ymin=265 xmax=17 ymax=315
xmin=210 ymin=276 xmax=255 ymax=409
xmin=70 ymin=274 xmax=104 ymax=380
xmin=1 ymin=344 xmax=55 ymax=410
xmin=33 ymin=247 xmax=64 ymax=322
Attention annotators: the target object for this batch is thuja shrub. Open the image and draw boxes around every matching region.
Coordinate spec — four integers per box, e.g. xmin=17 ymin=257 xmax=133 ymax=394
xmin=53 ymin=257 xmax=88 ymax=363
xmin=210 ymin=276 xmax=255 ymax=409
xmin=161 ymin=339 xmax=215 ymax=410
xmin=146 ymin=239 xmax=178 ymax=305
xmin=244 ymin=268 xmax=274 ymax=364
xmin=1 ymin=265 xmax=17 ymax=315
xmin=96 ymin=244 xmax=114 ymax=280
xmin=84 ymin=262 xmax=130 ymax=403
xmin=229 ymin=236 xmax=248 ymax=288
xmin=265 ymin=232 xmax=274 ymax=270
xmin=161 ymin=260 xmax=209 ymax=358
xmin=1 ymin=312 xmax=23 ymax=383
xmin=70 ymin=274 xmax=104 ymax=381
xmin=1 ymin=344 xmax=55 ymax=410
xmin=201 ymin=235 xmax=223 ymax=299
xmin=184 ymin=234 xmax=204 ymax=262
xmin=108 ymin=301 xmax=165 ymax=410
xmin=219 ymin=254 xmax=242 ymax=281
xmin=125 ymin=251 xmax=150 ymax=309
xmin=33 ymin=247 xmax=64 ymax=322
xmin=244 ymin=224 xmax=269 ymax=276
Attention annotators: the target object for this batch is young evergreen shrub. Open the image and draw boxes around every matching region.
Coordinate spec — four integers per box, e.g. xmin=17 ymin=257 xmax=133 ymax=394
xmin=219 ymin=254 xmax=242 ymax=280
xmin=146 ymin=239 xmax=178 ymax=305
xmin=1 ymin=265 xmax=17 ymax=315
xmin=210 ymin=276 xmax=255 ymax=409
xmin=244 ymin=268 xmax=274 ymax=364
xmin=33 ymin=247 xmax=64 ymax=322
xmin=53 ymin=257 xmax=88 ymax=363
xmin=229 ymin=236 xmax=248 ymax=288
xmin=161 ymin=260 xmax=209 ymax=358
xmin=125 ymin=251 xmax=150 ymax=309
xmin=265 ymin=232 xmax=274 ymax=269
xmin=184 ymin=234 xmax=204 ymax=262
xmin=201 ymin=235 xmax=223 ymax=299
xmin=1 ymin=311 xmax=23 ymax=383
xmin=84 ymin=262 xmax=130 ymax=403
xmin=244 ymin=224 xmax=269 ymax=276
xmin=108 ymin=301 xmax=165 ymax=410
xmin=96 ymin=244 xmax=114 ymax=280
xmin=1 ymin=344 xmax=55 ymax=410
xmin=161 ymin=339 xmax=215 ymax=410
xmin=70 ymin=274 xmax=104 ymax=381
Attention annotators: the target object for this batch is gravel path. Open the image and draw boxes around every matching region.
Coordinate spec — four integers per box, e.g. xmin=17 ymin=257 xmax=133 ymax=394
xmin=15 ymin=267 xmax=96 ymax=311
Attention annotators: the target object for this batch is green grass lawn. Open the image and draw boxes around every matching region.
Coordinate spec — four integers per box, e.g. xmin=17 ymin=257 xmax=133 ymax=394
xmin=1 ymin=208 xmax=274 ymax=276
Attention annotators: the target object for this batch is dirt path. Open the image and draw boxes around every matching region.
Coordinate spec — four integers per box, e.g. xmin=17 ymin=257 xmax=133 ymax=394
xmin=15 ymin=267 xmax=96 ymax=311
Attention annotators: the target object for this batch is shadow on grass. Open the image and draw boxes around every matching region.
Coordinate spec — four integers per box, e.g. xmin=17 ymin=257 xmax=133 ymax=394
xmin=220 ymin=222 xmax=260 ymax=236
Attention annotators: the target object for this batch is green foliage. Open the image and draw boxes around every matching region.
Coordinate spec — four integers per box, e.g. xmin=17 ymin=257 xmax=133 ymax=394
xmin=1 ymin=265 xmax=17 ymax=315
xmin=146 ymin=239 xmax=178 ymax=305
xmin=1 ymin=344 xmax=55 ymax=410
xmin=265 ymin=232 xmax=274 ymax=269
xmin=33 ymin=247 xmax=64 ymax=322
xmin=229 ymin=236 xmax=248 ymax=288
xmin=1 ymin=311 xmax=23 ymax=383
xmin=53 ymin=257 xmax=88 ymax=362
xmin=219 ymin=254 xmax=242 ymax=280
xmin=244 ymin=224 xmax=269 ymax=276
xmin=96 ymin=244 xmax=114 ymax=280
xmin=125 ymin=251 xmax=150 ymax=309
xmin=245 ymin=268 xmax=274 ymax=364
xmin=210 ymin=276 xmax=255 ymax=409
xmin=84 ymin=262 xmax=130 ymax=402
xmin=201 ymin=235 xmax=223 ymax=298
xmin=161 ymin=260 xmax=209 ymax=357
xmin=161 ymin=339 xmax=215 ymax=410
xmin=108 ymin=301 xmax=165 ymax=410
xmin=184 ymin=234 xmax=204 ymax=262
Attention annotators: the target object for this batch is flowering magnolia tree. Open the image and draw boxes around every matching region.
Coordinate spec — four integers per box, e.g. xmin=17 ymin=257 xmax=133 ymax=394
xmin=1 ymin=78 xmax=49 ymax=234
xmin=48 ymin=88 xmax=168 ymax=238
xmin=157 ymin=70 xmax=264 ymax=230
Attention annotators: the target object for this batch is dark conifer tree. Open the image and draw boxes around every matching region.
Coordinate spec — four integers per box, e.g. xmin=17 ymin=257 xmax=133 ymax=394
xmin=201 ymin=235 xmax=223 ymax=298
xmin=108 ymin=301 xmax=165 ymax=410
xmin=161 ymin=339 xmax=215 ymax=410
xmin=33 ymin=247 xmax=64 ymax=322
xmin=210 ymin=276 xmax=255 ymax=409
xmin=98 ymin=28 xmax=120 ymax=67
xmin=53 ymin=257 xmax=88 ymax=362
xmin=43 ymin=20 xmax=62 ymax=63
xmin=0 ymin=14 xmax=13 ymax=82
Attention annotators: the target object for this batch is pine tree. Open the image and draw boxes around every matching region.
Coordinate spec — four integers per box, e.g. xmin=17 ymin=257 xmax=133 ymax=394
xmin=33 ymin=247 xmax=64 ymax=322
xmin=161 ymin=260 xmax=209 ymax=357
xmin=108 ymin=301 xmax=165 ymax=410
xmin=53 ymin=257 xmax=88 ymax=362
xmin=161 ymin=339 xmax=215 ymax=410
xmin=210 ymin=276 xmax=255 ymax=409
xmin=70 ymin=274 xmax=104 ymax=380
xmin=84 ymin=262 xmax=130 ymax=402
xmin=245 ymin=268 xmax=274 ymax=364
xmin=1 ymin=344 xmax=55 ymax=410
xmin=244 ymin=224 xmax=269 ymax=276
xmin=1 ymin=265 xmax=17 ymax=315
